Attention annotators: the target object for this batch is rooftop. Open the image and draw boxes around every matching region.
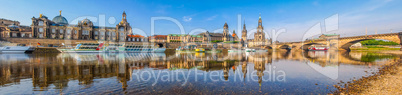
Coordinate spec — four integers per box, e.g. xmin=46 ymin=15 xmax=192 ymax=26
xmin=127 ymin=35 xmax=144 ymax=38
xmin=168 ymin=34 xmax=202 ymax=38
xmin=150 ymin=35 xmax=168 ymax=38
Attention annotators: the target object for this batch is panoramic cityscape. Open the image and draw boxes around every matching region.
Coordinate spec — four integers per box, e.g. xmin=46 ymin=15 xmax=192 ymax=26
xmin=0 ymin=0 xmax=402 ymax=94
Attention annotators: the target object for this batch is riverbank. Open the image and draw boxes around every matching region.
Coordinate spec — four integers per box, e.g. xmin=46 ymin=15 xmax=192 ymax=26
xmin=350 ymin=47 xmax=400 ymax=51
xmin=377 ymin=51 xmax=402 ymax=55
xmin=332 ymin=59 xmax=402 ymax=94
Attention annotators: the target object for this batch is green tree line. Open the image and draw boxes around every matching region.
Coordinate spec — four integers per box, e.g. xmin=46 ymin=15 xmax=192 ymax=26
xmin=360 ymin=39 xmax=399 ymax=45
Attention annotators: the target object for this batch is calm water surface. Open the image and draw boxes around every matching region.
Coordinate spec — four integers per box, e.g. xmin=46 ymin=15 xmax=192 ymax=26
xmin=0 ymin=51 xmax=399 ymax=94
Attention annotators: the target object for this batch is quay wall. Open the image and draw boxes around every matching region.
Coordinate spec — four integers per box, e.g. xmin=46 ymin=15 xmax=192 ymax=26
xmin=166 ymin=42 xmax=242 ymax=49
xmin=3 ymin=38 xmax=159 ymax=47
xmin=33 ymin=47 xmax=61 ymax=53
xmin=3 ymin=38 xmax=243 ymax=49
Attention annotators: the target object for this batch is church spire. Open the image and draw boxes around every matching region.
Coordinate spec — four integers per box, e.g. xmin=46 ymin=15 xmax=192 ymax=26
xmin=257 ymin=14 xmax=263 ymax=32
xmin=241 ymin=19 xmax=247 ymax=42
xmin=243 ymin=23 xmax=246 ymax=30
xmin=224 ymin=21 xmax=228 ymax=29
xmin=258 ymin=14 xmax=262 ymax=26
xmin=122 ymin=11 xmax=127 ymax=21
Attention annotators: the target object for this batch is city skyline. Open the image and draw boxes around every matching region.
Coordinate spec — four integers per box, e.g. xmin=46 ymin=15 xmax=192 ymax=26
xmin=1 ymin=0 xmax=402 ymax=42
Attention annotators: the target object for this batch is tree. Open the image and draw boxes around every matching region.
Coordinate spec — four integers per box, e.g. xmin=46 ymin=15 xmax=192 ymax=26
xmin=360 ymin=39 xmax=398 ymax=45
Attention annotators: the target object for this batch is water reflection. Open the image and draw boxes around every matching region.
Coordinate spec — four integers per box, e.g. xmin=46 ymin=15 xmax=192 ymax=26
xmin=0 ymin=51 xmax=399 ymax=94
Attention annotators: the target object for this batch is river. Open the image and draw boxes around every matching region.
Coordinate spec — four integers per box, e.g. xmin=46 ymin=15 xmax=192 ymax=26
xmin=0 ymin=51 xmax=399 ymax=94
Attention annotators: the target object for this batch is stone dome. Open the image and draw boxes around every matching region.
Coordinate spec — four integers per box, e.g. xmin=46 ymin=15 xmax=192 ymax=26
xmin=7 ymin=24 xmax=19 ymax=31
xmin=7 ymin=24 xmax=19 ymax=29
xmin=52 ymin=15 xmax=68 ymax=25
xmin=80 ymin=18 xmax=93 ymax=26
xmin=81 ymin=18 xmax=91 ymax=23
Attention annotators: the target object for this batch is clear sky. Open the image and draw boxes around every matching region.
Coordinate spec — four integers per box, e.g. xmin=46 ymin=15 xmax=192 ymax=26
xmin=1 ymin=0 xmax=401 ymax=42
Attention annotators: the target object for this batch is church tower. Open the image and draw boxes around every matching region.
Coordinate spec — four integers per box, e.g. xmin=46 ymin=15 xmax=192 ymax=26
xmin=223 ymin=22 xmax=229 ymax=41
xmin=254 ymin=14 xmax=265 ymax=41
xmin=116 ymin=11 xmax=132 ymax=41
xmin=241 ymin=22 xmax=247 ymax=42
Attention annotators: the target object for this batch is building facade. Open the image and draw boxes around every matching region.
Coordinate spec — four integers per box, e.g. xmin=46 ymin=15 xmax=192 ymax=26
xmin=126 ymin=34 xmax=147 ymax=42
xmin=198 ymin=31 xmax=223 ymax=42
xmin=167 ymin=34 xmax=203 ymax=43
xmin=248 ymin=15 xmax=272 ymax=47
xmin=222 ymin=22 xmax=239 ymax=42
xmin=31 ymin=11 xmax=131 ymax=42
xmin=149 ymin=35 xmax=167 ymax=43
xmin=197 ymin=22 xmax=239 ymax=43
xmin=0 ymin=19 xmax=32 ymax=39
xmin=319 ymin=34 xmax=340 ymax=39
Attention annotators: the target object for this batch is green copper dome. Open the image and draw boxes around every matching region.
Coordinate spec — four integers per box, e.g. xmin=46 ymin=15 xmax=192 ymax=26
xmin=52 ymin=15 xmax=68 ymax=25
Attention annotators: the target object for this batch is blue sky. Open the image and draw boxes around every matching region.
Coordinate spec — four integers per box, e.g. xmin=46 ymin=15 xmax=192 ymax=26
xmin=1 ymin=0 xmax=401 ymax=42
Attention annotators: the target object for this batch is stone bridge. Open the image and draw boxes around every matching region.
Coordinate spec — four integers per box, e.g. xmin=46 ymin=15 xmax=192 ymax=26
xmin=265 ymin=32 xmax=402 ymax=51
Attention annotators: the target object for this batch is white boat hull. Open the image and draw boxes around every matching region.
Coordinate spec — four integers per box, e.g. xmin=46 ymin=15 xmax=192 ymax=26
xmin=125 ymin=48 xmax=166 ymax=53
xmin=58 ymin=48 xmax=166 ymax=53
xmin=59 ymin=50 xmax=105 ymax=53
xmin=0 ymin=46 xmax=31 ymax=53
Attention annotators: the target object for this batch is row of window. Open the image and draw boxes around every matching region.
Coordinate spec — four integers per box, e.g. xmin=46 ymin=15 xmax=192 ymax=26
xmin=127 ymin=38 xmax=145 ymax=42
xmin=125 ymin=49 xmax=154 ymax=51
xmin=37 ymin=28 xmax=125 ymax=37
xmin=36 ymin=32 xmax=121 ymax=41
xmin=125 ymin=46 xmax=153 ymax=48
xmin=6 ymin=33 xmax=32 ymax=38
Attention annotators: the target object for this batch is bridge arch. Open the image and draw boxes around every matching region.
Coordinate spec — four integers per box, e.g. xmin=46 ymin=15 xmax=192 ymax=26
xmin=261 ymin=45 xmax=272 ymax=49
xmin=339 ymin=37 xmax=400 ymax=51
xmin=279 ymin=44 xmax=292 ymax=50
xmin=157 ymin=43 xmax=164 ymax=48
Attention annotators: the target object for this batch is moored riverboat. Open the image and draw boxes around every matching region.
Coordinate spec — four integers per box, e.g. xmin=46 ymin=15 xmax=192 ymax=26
xmin=124 ymin=44 xmax=166 ymax=53
xmin=57 ymin=43 xmax=105 ymax=53
xmin=308 ymin=45 xmax=329 ymax=51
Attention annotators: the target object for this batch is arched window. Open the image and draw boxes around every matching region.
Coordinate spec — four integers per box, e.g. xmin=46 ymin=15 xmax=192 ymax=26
xmin=38 ymin=21 xmax=44 ymax=26
xmin=66 ymin=29 xmax=71 ymax=34
xmin=52 ymin=29 xmax=56 ymax=33
xmin=82 ymin=30 xmax=89 ymax=35
xmin=119 ymin=27 xmax=124 ymax=32
xmin=100 ymin=30 xmax=105 ymax=36
xmin=39 ymin=28 xmax=44 ymax=33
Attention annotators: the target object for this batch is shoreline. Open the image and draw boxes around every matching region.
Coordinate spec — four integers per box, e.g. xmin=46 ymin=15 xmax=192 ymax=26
xmin=377 ymin=50 xmax=402 ymax=55
xmin=332 ymin=57 xmax=402 ymax=94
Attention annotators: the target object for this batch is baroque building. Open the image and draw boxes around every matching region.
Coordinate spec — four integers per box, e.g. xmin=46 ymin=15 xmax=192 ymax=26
xmin=223 ymin=22 xmax=229 ymax=41
xmin=222 ymin=22 xmax=239 ymax=42
xmin=148 ymin=35 xmax=167 ymax=43
xmin=241 ymin=23 xmax=247 ymax=42
xmin=248 ymin=15 xmax=272 ymax=47
xmin=31 ymin=11 xmax=131 ymax=42
xmin=197 ymin=22 xmax=239 ymax=43
xmin=167 ymin=34 xmax=203 ymax=43
xmin=0 ymin=19 xmax=32 ymax=39
xmin=198 ymin=31 xmax=224 ymax=42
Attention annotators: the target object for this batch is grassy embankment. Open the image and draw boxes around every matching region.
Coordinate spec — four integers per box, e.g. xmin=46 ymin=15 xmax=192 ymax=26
xmin=351 ymin=39 xmax=400 ymax=51
xmin=351 ymin=46 xmax=400 ymax=51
